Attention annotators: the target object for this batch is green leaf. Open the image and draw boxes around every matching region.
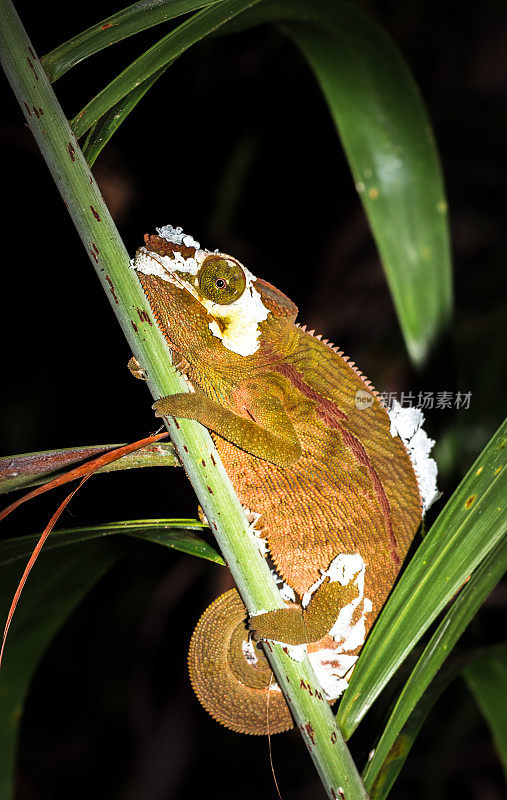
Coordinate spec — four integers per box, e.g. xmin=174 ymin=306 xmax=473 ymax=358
xmin=0 ymin=519 xmax=223 ymax=567
xmin=464 ymin=642 xmax=507 ymax=779
xmin=41 ymin=0 xmax=221 ymax=82
xmin=337 ymin=417 xmax=507 ymax=739
xmin=228 ymin=0 xmax=452 ymax=364
xmin=0 ymin=443 xmax=178 ymax=495
xmin=363 ymin=536 xmax=507 ymax=793
xmin=0 ymin=541 xmax=122 ymax=798
xmin=284 ymin=19 xmax=451 ymax=365
xmin=367 ymin=658 xmax=462 ymax=800
xmin=82 ymin=65 xmax=169 ymax=166
xmin=0 ymin=518 xmax=222 ymax=797
xmin=70 ymin=0 xmax=262 ymax=139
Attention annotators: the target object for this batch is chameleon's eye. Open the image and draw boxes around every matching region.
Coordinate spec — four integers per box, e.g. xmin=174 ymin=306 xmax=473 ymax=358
xmin=198 ymin=255 xmax=247 ymax=305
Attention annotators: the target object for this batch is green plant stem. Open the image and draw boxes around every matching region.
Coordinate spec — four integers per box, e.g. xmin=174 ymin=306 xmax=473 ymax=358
xmin=0 ymin=2 xmax=368 ymax=797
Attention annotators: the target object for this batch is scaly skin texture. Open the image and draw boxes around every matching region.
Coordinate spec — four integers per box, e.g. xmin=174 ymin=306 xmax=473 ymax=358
xmin=133 ymin=231 xmax=422 ymax=735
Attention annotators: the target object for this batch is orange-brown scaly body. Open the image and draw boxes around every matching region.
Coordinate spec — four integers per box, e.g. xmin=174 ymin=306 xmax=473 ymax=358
xmin=133 ymin=229 xmax=423 ymax=734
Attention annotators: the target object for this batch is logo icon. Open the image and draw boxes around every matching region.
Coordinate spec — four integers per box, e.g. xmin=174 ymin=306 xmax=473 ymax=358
xmin=355 ymin=390 xmax=374 ymax=410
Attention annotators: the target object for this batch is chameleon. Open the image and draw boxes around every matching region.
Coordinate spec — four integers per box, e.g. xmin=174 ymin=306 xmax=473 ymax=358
xmin=131 ymin=224 xmax=437 ymax=735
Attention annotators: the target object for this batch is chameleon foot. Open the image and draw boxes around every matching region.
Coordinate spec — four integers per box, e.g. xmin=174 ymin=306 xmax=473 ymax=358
xmin=173 ymin=353 xmax=191 ymax=376
xmin=250 ymin=577 xmax=358 ymax=645
xmin=127 ymin=356 xmax=148 ymax=381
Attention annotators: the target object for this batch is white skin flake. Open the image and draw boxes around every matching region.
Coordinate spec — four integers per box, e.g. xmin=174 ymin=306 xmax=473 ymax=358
xmin=257 ymin=554 xmax=372 ymax=695
xmin=307 ymin=650 xmax=357 ymax=699
xmin=156 ymin=224 xmax=200 ymax=250
xmin=305 ymin=553 xmax=373 ymax=700
xmin=388 ymin=400 xmax=439 ymax=513
xmin=243 ymin=507 xmax=270 ymax=555
xmin=131 ymin=227 xmax=270 ymax=357
xmin=282 ymin=643 xmax=307 ymax=662
xmin=242 ymin=638 xmax=258 ymax=666
xmin=131 ymin=245 xmax=203 ymax=279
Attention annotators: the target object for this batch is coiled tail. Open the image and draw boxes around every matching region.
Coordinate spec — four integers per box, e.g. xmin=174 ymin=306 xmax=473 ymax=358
xmin=188 ymin=589 xmax=294 ymax=735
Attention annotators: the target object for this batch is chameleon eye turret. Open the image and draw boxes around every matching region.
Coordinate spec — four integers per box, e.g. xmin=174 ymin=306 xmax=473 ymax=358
xmin=197 ymin=255 xmax=247 ymax=305
xmin=133 ymin=224 xmax=438 ymax=735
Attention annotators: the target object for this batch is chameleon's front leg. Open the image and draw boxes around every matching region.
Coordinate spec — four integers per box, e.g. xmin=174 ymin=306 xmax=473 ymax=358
xmin=153 ymin=385 xmax=302 ymax=468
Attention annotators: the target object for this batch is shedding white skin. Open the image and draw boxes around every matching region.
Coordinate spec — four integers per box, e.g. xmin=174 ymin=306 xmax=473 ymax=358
xmin=243 ymin=507 xmax=270 ymax=556
xmin=131 ymin=225 xmax=270 ymax=356
xmin=388 ymin=400 xmax=439 ymax=513
xmin=242 ymin=638 xmax=259 ymax=666
xmin=306 ymin=553 xmax=373 ymax=700
xmin=240 ymin=641 xmax=283 ymax=693
xmin=156 ymin=224 xmax=200 ymax=249
xmin=281 ymin=643 xmax=307 ymax=662
xmin=252 ymin=554 xmax=372 ymax=687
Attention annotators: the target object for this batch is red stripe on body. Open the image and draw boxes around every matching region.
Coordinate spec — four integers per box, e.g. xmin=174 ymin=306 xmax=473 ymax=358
xmin=274 ymin=361 xmax=347 ymax=422
xmin=273 ymin=359 xmax=398 ymax=565
xmin=335 ymin=422 xmax=399 ymax=565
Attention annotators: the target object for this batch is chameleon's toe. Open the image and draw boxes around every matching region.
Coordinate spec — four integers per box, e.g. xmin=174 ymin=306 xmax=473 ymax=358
xmin=127 ymin=356 xmax=148 ymax=381
xmin=152 ymin=397 xmax=174 ymax=417
xmin=172 ymin=353 xmax=191 ymax=375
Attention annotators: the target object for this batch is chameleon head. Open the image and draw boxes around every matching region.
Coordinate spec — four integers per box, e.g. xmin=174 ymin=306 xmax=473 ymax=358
xmin=131 ymin=225 xmax=279 ymax=359
xmin=131 ymin=225 xmax=298 ymax=362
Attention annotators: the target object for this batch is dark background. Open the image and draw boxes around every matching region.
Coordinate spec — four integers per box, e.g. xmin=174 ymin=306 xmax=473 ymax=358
xmin=1 ymin=1 xmax=506 ymax=798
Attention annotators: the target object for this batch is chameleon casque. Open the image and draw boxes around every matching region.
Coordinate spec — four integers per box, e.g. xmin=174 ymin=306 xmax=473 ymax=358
xmin=132 ymin=224 xmax=437 ymax=736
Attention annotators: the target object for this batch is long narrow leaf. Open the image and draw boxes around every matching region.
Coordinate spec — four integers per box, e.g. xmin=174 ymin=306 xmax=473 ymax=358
xmin=0 ymin=519 xmax=219 ymax=796
xmin=464 ymin=642 xmax=507 ymax=779
xmin=0 ymin=442 xmax=178 ymax=495
xmin=0 ymin=519 xmax=222 ymax=567
xmin=283 ymin=20 xmax=451 ymax=365
xmin=0 ymin=434 xmax=169 ymax=524
xmin=367 ymin=659 xmax=463 ymax=800
xmin=83 ymin=64 xmax=170 ymax=166
xmin=363 ymin=535 xmax=507 ymax=791
xmin=71 ymin=0 xmax=262 ymax=139
xmin=0 ymin=519 xmax=220 ymax=797
xmin=42 ymin=0 xmax=220 ymax=82
xmin=337 ymin=417 xmax=507 ymax=739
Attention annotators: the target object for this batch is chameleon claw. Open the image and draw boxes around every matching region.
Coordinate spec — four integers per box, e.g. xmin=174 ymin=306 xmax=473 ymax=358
xmin=172 ymin=353 xmax=191 ymax=376
xmin=197 ymin=505 xmax=209 ymax=525
xmin=127 ymin=356 xmax=148 ymax=381
xmin=247 ymin=621 xmax=263 ymax=643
